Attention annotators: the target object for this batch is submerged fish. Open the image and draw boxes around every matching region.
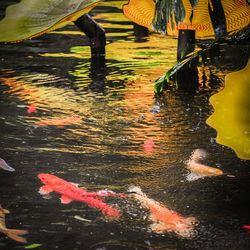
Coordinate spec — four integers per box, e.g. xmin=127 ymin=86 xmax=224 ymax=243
xmin=142 ymin=139 xmax=155 ymax=154
xmin=128 ymin=187 xmax=197 ymax=238
xmin=0 ymin=205 xmax=28 ymax=243
xmin=27 ymin=104 xmax=37 ymax=114
xmin=0 ymin=158 xmax=15 ymax=172
xmin=186 ymin=149 xmax=223 ymax=181
xmin=35 ymin=116 xmax=81 ymax=128
xmin=38 ymin=174 xmax=121 ymax=220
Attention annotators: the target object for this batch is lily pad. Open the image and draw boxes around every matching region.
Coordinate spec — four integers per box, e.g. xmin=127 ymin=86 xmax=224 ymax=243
xmin=0 ymin=0 xmax=103 ymax=42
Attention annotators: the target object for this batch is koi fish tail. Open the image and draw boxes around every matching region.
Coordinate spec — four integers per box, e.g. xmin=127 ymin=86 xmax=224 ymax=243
xmin=81 ymin=196 xmax=121 ymax=220
xmin=7 ymin=229 xmax=28 ymax=243
xmin=189 ymin=149 xmax=207 ymax=162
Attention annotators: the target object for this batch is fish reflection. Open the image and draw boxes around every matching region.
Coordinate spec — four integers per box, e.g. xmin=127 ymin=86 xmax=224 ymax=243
xmin=38 ymin=174 xmax=121 ymax=220
xmin=35 ymin=116 xmax=81 ymax=128
xmin=0 ymin=158 xmax=15 ymax=172
xmin=186 ymin=149 xmax=223 ymax=181
xmin=128 ymin=187 xmax=197 ymax=238
xmin=0 ymin=205 xmax=28 ymax=243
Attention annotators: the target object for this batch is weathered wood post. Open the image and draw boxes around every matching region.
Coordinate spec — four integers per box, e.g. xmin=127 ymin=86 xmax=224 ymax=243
xmin=74 ymin=13 xmax=106 ymax=67
xmin=133 ymin=23 xmax=149 ymax=41
xmin=176 ymin=29 xmax=198 ymax=91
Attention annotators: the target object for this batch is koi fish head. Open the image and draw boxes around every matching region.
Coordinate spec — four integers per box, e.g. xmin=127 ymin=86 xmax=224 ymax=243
xmin=38 ymin=173 xmax=56 ymax=185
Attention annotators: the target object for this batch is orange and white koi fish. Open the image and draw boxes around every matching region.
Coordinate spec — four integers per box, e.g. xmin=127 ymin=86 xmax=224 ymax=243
xmin=38 ymin=174 xmax=121 ymax=220
xmin=186 ymin=149 xmax=223 ymax=181
xmin=128 ymin=187 xmax=197 ymax=238
xmin=35 ymin=116 xmax=81 ymax=128
xmin=0 ymin=158 xmax=15 ymax=172
xmin=0 ymin=205 xmax=28 ymax=243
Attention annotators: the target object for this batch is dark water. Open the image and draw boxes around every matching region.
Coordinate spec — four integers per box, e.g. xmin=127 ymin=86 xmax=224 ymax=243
xmin=0 ymin=1 xmax=250 ymax=249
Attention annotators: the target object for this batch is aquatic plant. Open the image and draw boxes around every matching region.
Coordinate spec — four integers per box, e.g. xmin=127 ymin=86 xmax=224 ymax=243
xmin=0 ymin=0 xmax=103 ymax=42
xmin=206 ymin=60 xmax=250 ymax=160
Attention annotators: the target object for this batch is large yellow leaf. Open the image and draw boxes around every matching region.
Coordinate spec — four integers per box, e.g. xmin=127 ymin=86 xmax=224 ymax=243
xmin=123 ymin=0 xmax=250 ymax=39
xmin=206 ymin=60 xmax=250 ymax=160
xmin=0 ymin=0 xmax=103 ymax=42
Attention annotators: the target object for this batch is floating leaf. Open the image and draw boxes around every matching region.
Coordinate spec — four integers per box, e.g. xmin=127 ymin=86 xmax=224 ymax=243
xmin=74 ymin=215 xmax=92 ymax=222
xmin=25 ymin=243 xmax=42 ymax=249
xmin=0 ymin=0 xmax=103 ymax=42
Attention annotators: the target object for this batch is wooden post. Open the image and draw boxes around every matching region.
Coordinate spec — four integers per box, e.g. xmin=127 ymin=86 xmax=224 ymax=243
xmin=177 ymin=29 xmax=195 ymax=60
xmin=74 ymin=14 xmax=106 ymax=60
xmin=176 ymin=29 xmax=198 ymax=91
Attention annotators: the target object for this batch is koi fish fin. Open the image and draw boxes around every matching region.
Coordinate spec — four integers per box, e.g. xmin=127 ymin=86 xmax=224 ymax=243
xmin=186 ymin=172 xmax=203 ymax=182
xmin=70 ymin=182 xmax=79 ymax=187
xmin=0 ymin=158 xmax=15 ymax=172
xmin=60 ymin=195 xmax=73 ymax=204
xmin=7 ymin=229 xmax=28 ymax=243
xmin=39 ymin=185 xmax=53 ymax=195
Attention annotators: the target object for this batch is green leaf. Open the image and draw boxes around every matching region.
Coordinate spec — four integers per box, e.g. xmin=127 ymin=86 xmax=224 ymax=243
xmin=25 ymin=244 xmax=42 ymax=249
xmin=189 ymin=0 xmax=199 ymax=9
xmin=152 ymin=0 xmax=185 ymax=34
xmin=0 ymin=0 xmax=103 ymax=42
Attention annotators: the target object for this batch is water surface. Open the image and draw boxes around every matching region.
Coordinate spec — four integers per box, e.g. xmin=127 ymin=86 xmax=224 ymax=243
xmin=0 ymin=1 xmax=250 ymax=249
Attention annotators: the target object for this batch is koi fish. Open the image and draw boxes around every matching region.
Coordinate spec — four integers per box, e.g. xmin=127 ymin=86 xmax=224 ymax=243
xmin=128 ymin=187 xmax=197 ymax=238
xmin=142 ymin=139 xmax=155 ymax=154
xmin=35 ymin=116 xmax=81 ymax=128
xmin=186 ymin=149 xmax=223 ymax=181
xmin=27 ymin=104 xmax=37 ymax=114
xmin=0 ymin=205 xmax=28 ymax=243
xmin=0 ymin=158 xmax=15 ymax=172
xmin=243 ymin=225 xmax=250 ymax=233
xmin=38 ymin=174 xmax=121 ymax=220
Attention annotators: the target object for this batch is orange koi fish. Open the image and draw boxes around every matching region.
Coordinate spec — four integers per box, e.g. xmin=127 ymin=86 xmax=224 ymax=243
xmin=186 ymin=149 xmax=223 ymax=181
xmin=0 ymin=205 xmax=28 ymax=243
xmin=27 ymin=104 xmax=37 ymax=114
xmin=0 ymin=158 xmax=15 ymax=172
xmin=129 ymin=187 xmax=197 ymax=238
xmin=38 ymin=174 xmax=121 ymax=220
xmin=35 ymin=116 xmax=81 ymax=128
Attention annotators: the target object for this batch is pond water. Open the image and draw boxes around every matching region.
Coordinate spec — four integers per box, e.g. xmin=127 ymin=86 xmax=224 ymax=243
xmin=0 ymin=1 xmax=250 ymax=249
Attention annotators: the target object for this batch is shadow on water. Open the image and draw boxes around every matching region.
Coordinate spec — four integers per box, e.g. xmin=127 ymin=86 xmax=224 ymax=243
xmin=0 ymin=0 xmax=250 ymax=249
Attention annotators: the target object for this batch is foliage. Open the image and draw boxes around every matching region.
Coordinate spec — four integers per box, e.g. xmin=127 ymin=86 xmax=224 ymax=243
xmin=152 ymin=0 xmax=185 ymax=34
xmin=25 ymin=244 xmax=42 ymax=249
xmin=154 ymin=25 xmax=250 ymax=94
